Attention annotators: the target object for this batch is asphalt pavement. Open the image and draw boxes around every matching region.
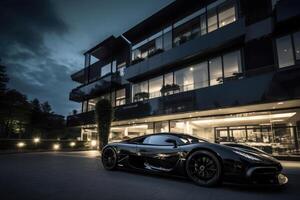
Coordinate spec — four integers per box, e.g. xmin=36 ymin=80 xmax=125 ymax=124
xmin=0 ymin=151 xmax=300 ymax=200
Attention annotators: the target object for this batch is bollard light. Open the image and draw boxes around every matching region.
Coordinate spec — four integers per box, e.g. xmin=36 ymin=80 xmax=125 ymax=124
xmin=17 ymin=142 xmax=25 ymax=148
xmin=70 ymin=142 xmax=76 ymax=147
xmin=91 ymin=140 xmax=97 ymax=147
xmin=33 ymin=137 xmax=40 ymax=143
xmin=53 ymin=144 xmax=60 ymax=150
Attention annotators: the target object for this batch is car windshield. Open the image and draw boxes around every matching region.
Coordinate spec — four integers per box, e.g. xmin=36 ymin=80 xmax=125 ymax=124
xmin=177 ymin=135 xmax=208 ymax=144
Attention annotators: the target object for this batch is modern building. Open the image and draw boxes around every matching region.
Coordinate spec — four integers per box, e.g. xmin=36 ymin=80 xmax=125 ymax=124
xmin=67 ymin=0 xmax=300 ymax=155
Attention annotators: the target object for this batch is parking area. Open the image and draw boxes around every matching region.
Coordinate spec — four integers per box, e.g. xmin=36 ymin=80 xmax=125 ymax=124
xmin=0 ymin=151 xmax=300 ymax=200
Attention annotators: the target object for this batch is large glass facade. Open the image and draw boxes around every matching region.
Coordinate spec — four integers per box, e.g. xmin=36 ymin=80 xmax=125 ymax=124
xmin=132 ymin=49 xmax=242 ymax=101
xmin=131 ymin=0 xmax=237 ymax=63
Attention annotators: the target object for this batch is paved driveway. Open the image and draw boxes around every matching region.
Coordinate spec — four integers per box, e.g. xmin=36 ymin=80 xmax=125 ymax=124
xmin=0 ymin=151 xmax=299 ymax=200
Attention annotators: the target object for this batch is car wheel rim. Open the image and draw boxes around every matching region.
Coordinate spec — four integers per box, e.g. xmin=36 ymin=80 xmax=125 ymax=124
xmin=188 ymin=154 xmax=217 ymax=181
xmin=102 ymin=148 xmax=116 ymax=168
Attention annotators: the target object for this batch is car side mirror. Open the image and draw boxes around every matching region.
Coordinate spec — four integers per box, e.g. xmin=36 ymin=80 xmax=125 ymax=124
xmin=166 ymin=139 xmax=177 ymax=148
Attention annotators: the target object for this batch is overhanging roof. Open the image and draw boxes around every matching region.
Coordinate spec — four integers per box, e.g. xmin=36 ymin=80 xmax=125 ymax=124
xmin=123 ymin=0 xmax=214 ymax=44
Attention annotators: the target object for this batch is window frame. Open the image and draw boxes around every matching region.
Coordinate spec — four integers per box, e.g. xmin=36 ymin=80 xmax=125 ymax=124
xmin=275 ymin=30 xmax=300 ymax=69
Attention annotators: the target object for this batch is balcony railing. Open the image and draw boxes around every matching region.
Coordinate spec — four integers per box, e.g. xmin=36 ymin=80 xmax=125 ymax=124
xmin=69 ymin=72 xmax=122 ymax=102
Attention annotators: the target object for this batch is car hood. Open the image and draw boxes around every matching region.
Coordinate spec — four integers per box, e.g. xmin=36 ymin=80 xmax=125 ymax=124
xmin=231 ymin=146 xmax=280 ymax=164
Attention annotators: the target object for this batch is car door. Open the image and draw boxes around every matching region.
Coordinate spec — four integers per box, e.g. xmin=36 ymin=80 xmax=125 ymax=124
xmin=136 ymin=135 xmax=181 ymax=172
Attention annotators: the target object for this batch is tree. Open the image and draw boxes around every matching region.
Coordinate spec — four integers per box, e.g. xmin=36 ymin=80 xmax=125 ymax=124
xmin=41 ymin=101 xmax=52 ymax=113
xmin=0 ymin=89 xmax=31 ymax=138
xmin=0 ymin=63 xmax=9 ymax=94
xmin=95 ymin=99 xmax=113 ymax=150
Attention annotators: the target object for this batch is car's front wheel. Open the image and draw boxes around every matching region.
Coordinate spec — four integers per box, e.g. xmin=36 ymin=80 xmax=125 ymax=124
xmin=186 ymin=150 xmax=222 ymax=187
xmin=101 ymin=147 xmax=118 ymax=170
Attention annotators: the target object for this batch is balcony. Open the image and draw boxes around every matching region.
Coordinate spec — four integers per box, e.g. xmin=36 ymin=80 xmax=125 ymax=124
xmin=67 ymin=66 xmax=300 ymax=126
xmin=69 ymin=73 xmax=123 ymax=102
xmin=275 ymin=0 xmax=300 ymax=23
xmin=124 ymin=18 xmax=246 ymax=81
xmin=67 ymin=111 xmax=95 ymax=127
xmin=71 ymin=68 xmax=85 ymax=83
xmin=116 ymin=66 xmax=300 ymax=121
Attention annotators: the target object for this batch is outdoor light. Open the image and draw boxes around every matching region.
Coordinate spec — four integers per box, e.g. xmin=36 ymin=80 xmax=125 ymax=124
xmin=91 ymin=140 xmax=97 ymax=147
xmin=277 ymin=102 xmax=284 ymax=105
xmin=17 ymin=142 xmax=25 ymax=148
xmin=53 ymin=144 xmax=60 ymax=150
xmin=70 ymin=142 xmax=76 ymax=147
xmin=33 ymin=137 xmax=40 ymax=143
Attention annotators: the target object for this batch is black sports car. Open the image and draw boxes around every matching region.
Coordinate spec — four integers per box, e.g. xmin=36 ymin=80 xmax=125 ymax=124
xmin=101 ymin=133 xmax=288 ymax=187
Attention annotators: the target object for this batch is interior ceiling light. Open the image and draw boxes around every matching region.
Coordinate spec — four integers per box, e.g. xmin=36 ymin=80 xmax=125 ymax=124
xmin=192 ymin=112 xmax=296 ymax=125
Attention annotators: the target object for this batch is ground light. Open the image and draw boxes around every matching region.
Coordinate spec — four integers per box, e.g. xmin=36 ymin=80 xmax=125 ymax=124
xmin=91 ymin=140 xmax=97 ymax=147
xmin=53 ymin=144 xmax=60 ymax=150
xmin=70 ymin=142 xmax=76 ymax=147
xmin=33 ymin=137 xmax=40 ymax=143
xmin=17 ymin=142 xmax=25 ymax=148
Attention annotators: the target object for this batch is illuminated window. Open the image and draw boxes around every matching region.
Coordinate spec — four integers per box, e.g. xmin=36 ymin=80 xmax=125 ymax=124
xmin=149 ymin=76 xmax=163 ymax=99
xmin=293 ymin=31 xmax=300 ymax=60
xmin=115 ymin=89 xmax=126 ymax=106
xmin=207 ymin=8 xmax=218 ymax=33
xmin=209 ymin=57 xmax=223 ymax=86
xmin=223 ymin=50 xmax=242 ymax=78
xmin=218 ymin=2 xmax=236 ymax=28
xmin=276 ymin=35 xmax=295 ymax=68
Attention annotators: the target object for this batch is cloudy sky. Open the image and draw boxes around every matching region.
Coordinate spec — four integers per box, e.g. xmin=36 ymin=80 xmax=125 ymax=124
xmin=0 ymin=0 xmax=173 ymax=116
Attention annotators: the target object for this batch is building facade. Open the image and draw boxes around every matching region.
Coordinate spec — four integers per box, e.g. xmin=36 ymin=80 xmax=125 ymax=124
xmin=67 ymin=0 xmax=300 ymax=155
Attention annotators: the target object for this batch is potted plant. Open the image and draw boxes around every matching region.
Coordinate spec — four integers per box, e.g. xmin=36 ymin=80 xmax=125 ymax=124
xmin=148 ymin=48 xmax=164 ymax=58
xmin=95 ymin=99 xmax=113 ymax=150
xmin=160 ymin=84 xmax=180 ymax=96
xmin=131 ymin=57 xmax=145 ymax=65
xmin=179 ymin=35 xmax=188 ymax=45
xmin=134 ymin=92 xmax=149 ymax=102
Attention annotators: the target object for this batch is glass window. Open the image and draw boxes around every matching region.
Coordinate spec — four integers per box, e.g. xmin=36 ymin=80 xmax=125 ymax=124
xmin=149 ymin=76 xmax=163 ymax=99
xmin=132 ymin=81 xmax=149 ymax=102
xmin=164 ymin=73 xmax=173 ymax=86
xmin=276 ymin=35 xmax=295 ymax=68
xmin=194 ymin=61 xmax=209 ymax=89
xmin=209 ymin=57 xmax=223 ymax=85
xmin=293 ymin=31 xmax=300 ymax=60
xmin=155 ymin=36 xmax=163 ymax=50
xmin=116 ymin=89 xmax=126 ymax=106
xmin=200 ymin=14 xmax=207 ymax=36
xmin=174 ymin=67 xmax=194 ymax=92
xmin=143 ymin=135 xmax=173 ymax=145
xmin=132 ymin=49 xmax=141 ymax=61
xmin=82 ymin=101 xmax=88 ymax=112
xmin=163 ymin=31 xmax=173 ymax=50
xmin=154 ymin=121 xmax=169 ymax=133
xmin=223 ymin=50 xmax=242 ymax=78
xmin=112 ymin=61 xmax=117 ymax=73
xmin=207 ymin=9 xmax=218 ymax=33
xmin=218 ymin=3 xmax=236 ymax=28
xmin=101 ymin=63 xmax=111 ymax=77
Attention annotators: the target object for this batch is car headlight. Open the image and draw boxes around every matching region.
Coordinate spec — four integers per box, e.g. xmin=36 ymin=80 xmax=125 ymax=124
xmin=233 ymin=150 xmax=261 ymax=161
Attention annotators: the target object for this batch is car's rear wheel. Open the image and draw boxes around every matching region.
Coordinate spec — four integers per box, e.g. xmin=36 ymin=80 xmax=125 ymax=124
xmin=186 ymin=150 xmax=222 ymax=187
xmin=101 ymin=147 xmax=117 ymax=170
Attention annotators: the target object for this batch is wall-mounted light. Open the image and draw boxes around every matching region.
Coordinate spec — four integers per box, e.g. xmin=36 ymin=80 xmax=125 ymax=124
xmin=17 ymin=142 xmax=25 ymax=148
xmin=33 ymin=137 xmax=40 ymax=143
xmin=53 ymin=144 xmax=60 ymax=150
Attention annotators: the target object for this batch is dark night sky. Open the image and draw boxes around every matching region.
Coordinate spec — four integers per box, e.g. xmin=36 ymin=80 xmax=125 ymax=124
xmin=0 ymin=0 xmax=173 ymax=116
